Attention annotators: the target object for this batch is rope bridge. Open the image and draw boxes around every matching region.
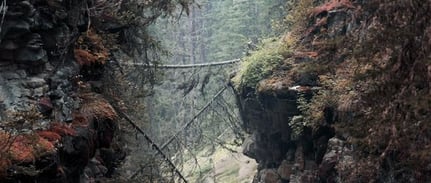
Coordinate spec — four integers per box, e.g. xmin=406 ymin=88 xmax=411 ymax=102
xmin=119 ymin=58 xmax=241 ymax=182
xmin=122 ymin=58 xmax=241 ymax=69
xmin=126 ymin=85 xmax=229 ymax=181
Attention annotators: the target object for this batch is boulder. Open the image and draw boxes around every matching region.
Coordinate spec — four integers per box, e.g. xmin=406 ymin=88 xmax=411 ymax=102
xmin=38 ymin=97 xmax=53 ymax=115
xmin=277 ymin=160 xmax=292 ymax=180
xmin=260 ymin=169 xmax=280 ymax=183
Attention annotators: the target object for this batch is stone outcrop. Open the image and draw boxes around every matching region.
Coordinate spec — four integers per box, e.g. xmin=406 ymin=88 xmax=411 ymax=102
xmin=0 ymin=0 xmax=83 ymax=120
xmin=236 ymin=0 xmax=431 ymax=182
xmin=236 ymin=83 xmax=335 ymax=183
xmin=234 ymin=1 xmax=359 ymax=182
xmin=0 ymin=1 xmax=124 ymax=182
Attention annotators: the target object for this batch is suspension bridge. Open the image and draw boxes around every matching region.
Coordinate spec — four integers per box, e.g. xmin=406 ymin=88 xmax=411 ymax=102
xmin=119 ymin=58 xmax=242 ymax=183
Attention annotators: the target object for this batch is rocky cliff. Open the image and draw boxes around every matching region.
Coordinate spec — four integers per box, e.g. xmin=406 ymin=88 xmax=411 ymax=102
xmin=235 ymin=0 xmax=431 ymax=182
xmin=0 ymin=1 xmax=124 ymax=182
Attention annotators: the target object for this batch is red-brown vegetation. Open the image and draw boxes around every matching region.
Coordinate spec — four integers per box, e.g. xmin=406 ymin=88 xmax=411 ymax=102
xmin=49 ymin=122 xmax=77 ymax=136
xmin=75 ymin=29 xmax=109 ymax=66
xmin=9 ymin=134 xmax=55 ymax=163
xmin=72 ymin=113 xmax=90 ymax=127
xmin=37 ymin=131 xmax=62 ymax=143
xmin=293 ymin=51 xmax=319 ymax=59
xmin=302 ymin=0 xmax=431 ymax=181
xmin=0 ymin=132 xmax=12 ymax=178
xmin=75 ymin=49 xmax=103 ymax=66
xmin=79 ymin=93 xmax=118 ymax=122
xmin=310 ymin=0 xmax=355 ymax=17
xmin=261 ymin=0 xmax=431 ymax=181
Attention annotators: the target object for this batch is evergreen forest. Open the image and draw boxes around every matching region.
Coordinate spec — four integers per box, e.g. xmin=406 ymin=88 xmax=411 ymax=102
xmin=1 ymin=0 xmax=431 ymax=183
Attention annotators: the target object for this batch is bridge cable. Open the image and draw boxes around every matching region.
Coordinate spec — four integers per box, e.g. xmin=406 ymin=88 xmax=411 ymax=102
xmin=117 ymin=110 xmax=188 ymax=182
xmin=129 ymin=84 xmax=229 ymax=179
xmin=159 ymin=84 xmax=228 ymax=151
xmin=122 ymin=58 xmax=241 ymax=69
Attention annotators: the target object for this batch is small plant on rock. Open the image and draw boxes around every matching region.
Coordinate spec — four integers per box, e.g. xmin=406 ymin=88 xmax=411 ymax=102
xmin=232 ymin=39 xmax=285 ymax=90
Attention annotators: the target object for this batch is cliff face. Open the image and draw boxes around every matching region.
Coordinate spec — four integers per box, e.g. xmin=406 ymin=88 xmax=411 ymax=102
xmin=235 ymin=0 xmax=431 ymax=182
xmin=237 ymin=71 xmax=339 ymax=183
xmin=0 ymin=1 xmax=123 ymax=182
xmin=0 ymin=0 xmax=84 ymax=122
xmin=238 ymin=85 xmax=332 ymax=183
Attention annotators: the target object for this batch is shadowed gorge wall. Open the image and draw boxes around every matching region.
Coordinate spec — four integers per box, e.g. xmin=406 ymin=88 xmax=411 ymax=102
xmin=2 ymin=0 xmax=430 ymax=182
xmin=0 ymin=0 xmax=196 ymax=182
xmin=0 ymin=1 xmax=124 ymax=182
xmin=234 ymin=0 xmax=431 ymax=182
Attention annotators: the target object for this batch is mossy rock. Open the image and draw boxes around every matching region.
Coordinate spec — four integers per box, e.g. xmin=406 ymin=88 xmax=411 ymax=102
xmin=232 ymin=39 xmax=287 ymax=90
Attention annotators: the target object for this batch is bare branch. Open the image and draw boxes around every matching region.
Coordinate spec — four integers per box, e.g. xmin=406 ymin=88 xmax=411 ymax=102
xmin=123 ymin=58 xmax=241 ymax=69
xmin=116 ymin=111 xmax=188 ymax=183
xmin=158 ymin=85 xmax=228 ymax=151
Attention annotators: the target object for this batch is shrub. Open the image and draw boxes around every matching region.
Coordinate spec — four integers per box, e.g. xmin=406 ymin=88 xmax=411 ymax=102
xmin=283 ymin=0 xmax=314 ymax=37
xmin=78 ymin=93 xmax=118 ymax=122
xmin=309 ymin=0 xmax=355 ymax=18
xmin=232 ymin=39 xmax=285 ymax=89
xmin=9 ymin=134 xmax=55 ymax=162
xmin=75 ymin=29 xmax=109 ymax=66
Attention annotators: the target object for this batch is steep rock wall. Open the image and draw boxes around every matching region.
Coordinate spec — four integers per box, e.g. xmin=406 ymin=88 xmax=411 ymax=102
xmin=234 ymin=5 xmax=354 ymax=181
xmin=0 ymin=1 xmax=123 ymax=182
xmin=235 ymin=0 xmax=431 ymax=182
xmin=236 ymin=83 xmax=335 ymax=183
xmin=0 ymin=0 xmax=83 ymax=120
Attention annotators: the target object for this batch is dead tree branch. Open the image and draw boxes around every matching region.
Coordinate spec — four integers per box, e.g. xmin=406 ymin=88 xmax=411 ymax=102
xmin=117 ymin=111 xmax=188 ymax=182
xmin=129 ymin=85 xmax=229 ymax=178
xmin=158 ymin=85 xmax=228 ymax=151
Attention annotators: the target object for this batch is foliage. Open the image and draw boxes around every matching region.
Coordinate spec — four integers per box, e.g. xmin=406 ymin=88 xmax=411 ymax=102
xmin=78 ymin=93 xmax=118 ymax=122
xmin=37 ymin=131 xmax=62 ymax=143
xmin=335 ymin=1 xmax=431 ymax=180
xmin=9 ymin=134 xmax=55 ymax=162
xmin=232 ymin=0 xmax=323 ymax=93
xmin=286 ymin=0 xmax=431 ymax=181
xmin=309 ymin=0 xmax=355 ymax=17
xmin=151 ymin=0 xmax=288 ymax=64
xmin=0 ymin=0 xmax=196 ymax=181
xmin=0 ymin=131 xmax=58 ymax=178
xmin=0 ymin=131 xmax=12 ymax=178
xmin=0 ymin=122 xmax=77 ymax=179
xmin=48 ymin=122 xmax=77 ymax=136
xmin=1 ymin=107 xmax=44 ymax=131
xmin=228 ymin=0 xmax=431 ymax=181
xmin=282 ymin=0 xmax=314 ymax=37
xmin=0 ymin=107 xmax=51 ymax=178
xmin=117 ymin=0 xmax=287 ymax=181
xmin=75 ymin=29 xmax=109 ymax=66
xmin=115 ymin=0 xmax=194 ymax=59
xmin=75 ymin=0 xmax=196 ymax=89
xmin=232 ymin=39 xmax=284 ymax=89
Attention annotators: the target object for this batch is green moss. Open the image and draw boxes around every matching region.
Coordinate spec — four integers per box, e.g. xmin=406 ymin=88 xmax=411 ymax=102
xmin=232 ymin=38 xmax=287 ymax=89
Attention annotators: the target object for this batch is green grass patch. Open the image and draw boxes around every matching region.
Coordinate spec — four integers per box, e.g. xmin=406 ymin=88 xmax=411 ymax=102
xmin=232 ymin=38 xmax=288 ymax=90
